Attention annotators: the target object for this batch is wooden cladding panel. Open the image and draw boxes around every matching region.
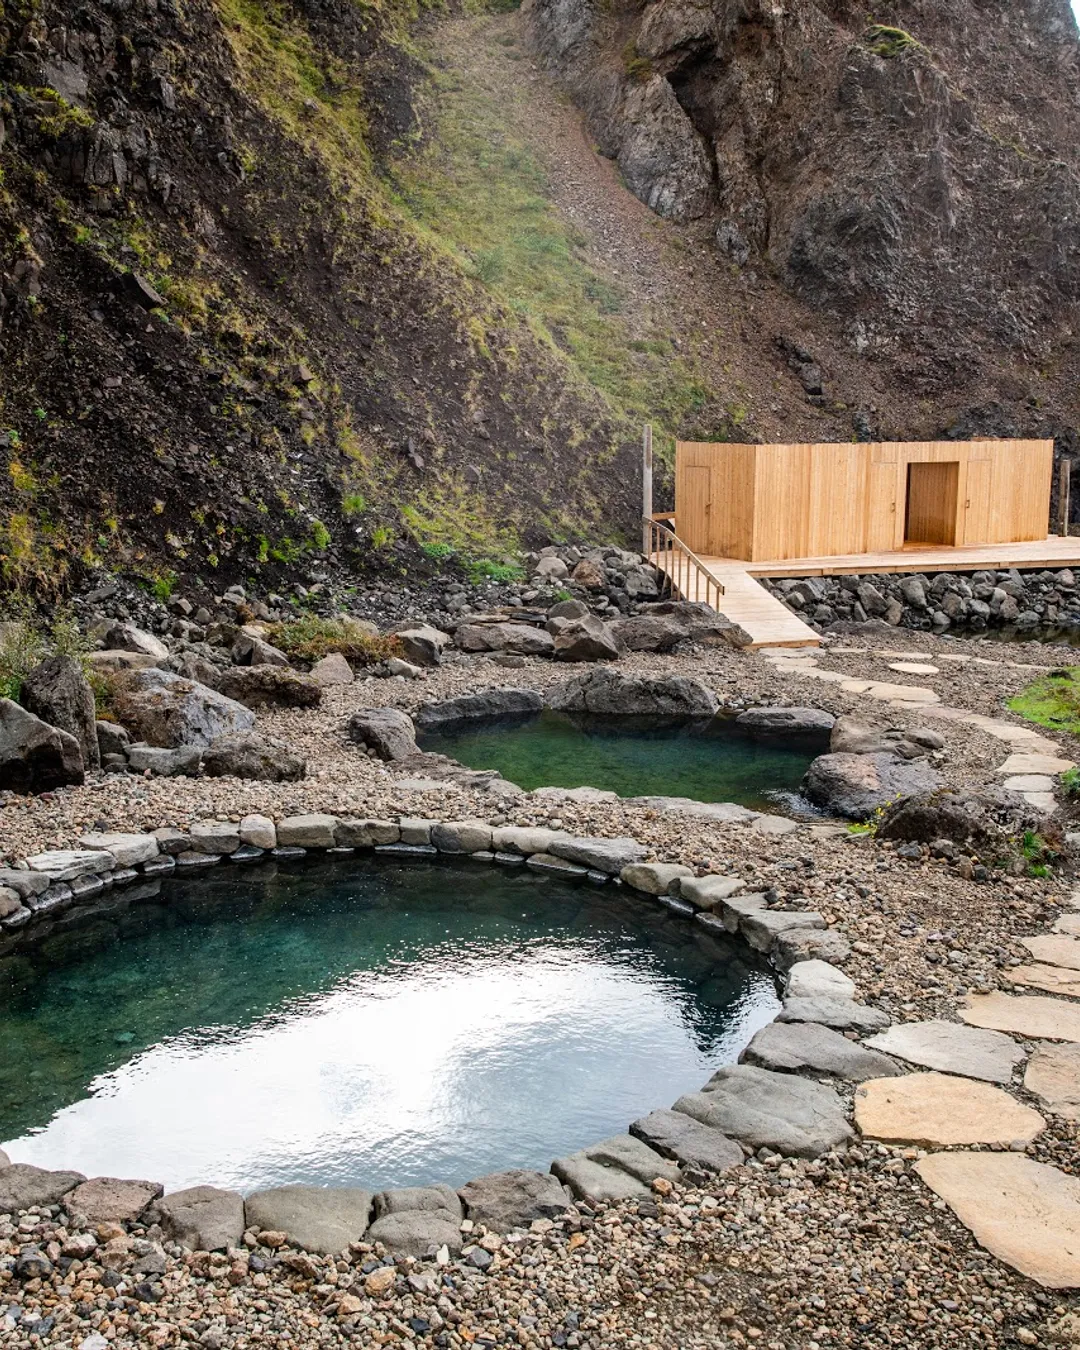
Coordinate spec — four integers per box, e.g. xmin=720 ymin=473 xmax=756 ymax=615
xmin=674 ymin=439 xmax=1055 ymax=561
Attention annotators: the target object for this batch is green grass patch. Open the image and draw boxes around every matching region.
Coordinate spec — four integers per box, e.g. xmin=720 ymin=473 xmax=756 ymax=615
xmin=1008 ymin=667 xmax=1080 ymax=736
xmin=387 ymin=59 xmax=717 ymax=456
xmin=267 ymin=614 xmax=402 ymax=667
xmin=864 ymin=24 xmax=925 ymax=58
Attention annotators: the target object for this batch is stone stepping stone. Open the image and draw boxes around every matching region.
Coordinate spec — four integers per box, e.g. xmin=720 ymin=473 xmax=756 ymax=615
xmin=785 ymin=959 xmax=856 ymax=1001
xmin=915 ymin=1152 xmax=1080 ymax=1289
xmin=864 ymin=1020 xmax=1025 ymax=1084
xmin=673 ymin=1064 xmax=853 ymax=1158
xmin=750 ymin=815 xmax=801 ymax=835
xmin=777 ymin=995 xmax=890 ymax=1032
xmin=887 ymin=662 xmax=940 ymax=675
xmin=864 ymin=682 xmax=940 ymax=704
xmin=998 ymin=752 xmax=1075 ymax=776
xmin=245 ymin=1185 xmax=374 ymax=1255
xmin=963 ymin=991 xmax=1080 ymax=1042
xmin=854 ymin=1072 xmax=1045 ymax=1147
xmin=457 ymin=1171 xmax=570 ymax=1232
xmin=1055 ymin=914 xmax=1080 ymax=936
xmin=629 ymin=1109 xmax=744 ymax=1175
xmin=1022 ymin=934 xmax=1080 ymax=971
xmin=740 ymin=909 xmax=825 ymax=952
xmin=1008 ymin=963 xmax=1080 ymax=998
xmin=1025 ymin=792 xmax=1059 ymax=814
xmin=1025 ymin=1042 xmax=1080 ymax=1121
xmin=1004 ymin=774 xmax=1056 ymax=792
xmin=552 ymin=1135 xmax=680 ymax=1203
xmin=741 ymin=1020 xmax=900 ymax=1082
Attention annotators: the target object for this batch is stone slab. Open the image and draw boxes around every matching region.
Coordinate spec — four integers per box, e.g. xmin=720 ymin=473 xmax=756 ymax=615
xmin=25 ymin=849 xmax=115 ymax=881
xmin=854 ymin=1072 xmax=1045 ymax=1147
xmin=365 ymin=1210 xmax=462 ymax=1256
xmin=1004 ymin=775 xmax=1056 ymax=792
xmin=629 ymin=1109 xmax=744 ymax=1175
xmin=65 ymin=1177 xmax=163 ymax=1224
xmin=864 ymin=1020 xmax=1025 ymax=1084
xmin=620 ymin=862 xmax=694 ymax=896
xmin=674 ymin=1064 xmax=853 ymax=1158
xmin=1025 ymin=792 xmax=1058 ymax=814
xmin=750 ymin=815 xmax=801 ymax=836
xmin=0 ymin=1164 xmax=85 ymax=1213
xmin=915 ymin=1152 xmax=1080 ymax=1289
xmin=778 ymin=996 xmax=890 ymax=1032
xmin=245 ymin=1186 xmax=373 ymax=1254
xmin=863 ymin=682 xmax=940 ymax=704
xmin=152 ymin=1185 xmax=245 ymax=1251
xmin=887 ymin=662 xmax=940 ymax=675
xmin=1022 ymin=935 xmax=1080 ymax=971
xmin=1009 ymin=963 xmax=1080 ymax=998
xmin=741 ymin=1020 xmax=900 ymax=1082
xmin=1025 ymin=1042 xmax=1080 ymax=1121
xmin=740 ymin=910 xmax=825 ymax=952
xmin=1056 ymin=913 xmax=1080 ymax=936
xmin=78 ymin=833 xmax=159 ymax=867
xmin=457 ymin=1170 xmax=570 ymax=1231
xmin=552 ymin=1135 xmax=679 ymax=1202
xmin=963 ymin=991 xmax=1080 ymax=1042
xmin=997 ymin=753 xmax=1075 ymax=776
xmin=785 ymin=959 xmax=856 ymax=1001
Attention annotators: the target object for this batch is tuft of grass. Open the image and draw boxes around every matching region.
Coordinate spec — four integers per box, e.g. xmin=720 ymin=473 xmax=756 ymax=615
xmin=466 ymin=557 xmax=524 ymax=584
xmin=267 ymin=614 xmax=402 ymax=667
xmin=1008 ymin=667 xmax=1080 ymax=736
xmin=864 ymin=24 xmax=925 ymax=58
xmin=0 ymin=602 xmax=90 ymax=701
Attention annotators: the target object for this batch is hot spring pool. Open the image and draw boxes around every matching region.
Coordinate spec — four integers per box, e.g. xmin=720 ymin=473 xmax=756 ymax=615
xmin=419 ymin=709 xmax=825 ymax=811
xmin=0 ymin=856 xmax=778 ymax=1193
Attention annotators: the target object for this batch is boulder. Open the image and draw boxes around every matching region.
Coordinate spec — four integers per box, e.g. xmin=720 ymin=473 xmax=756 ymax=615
xmin=0 ymin=698 xmax=84 ymax=792
xmin=803 ymin=751 xmax=943 ymax=821
xmin=202 ymin=732 xmax=305 ymax=781
xmin=414 ymin=688 xmax=543 ymax=730
xmin=675 ymin=1065 xmax=853 ymax=1158
xmin=457 ymin=1170 xmax=570 ymax=1231
xmin=740 ymin=910 xmax=825 ymax=953
xmin=455 ymin=622 xmax=554 ymax=657
xmin=176 ymin=653 xmax=222 ymax=687
xmin=431 ymin=820 xmax=493 ymax=853
xmin=620 ymin=861 xmax=694 ymax=895
xmin=96 ymin=720 xmax=130 ymax=759
xmin=231 ymin=630 xmax=290 ymax=667
xmin=736 ymin=707 xmax=834 ymax=736
xmin=21 ymin=654 xmax=100 ymax=769
xmin=127 ymin=744 xmax=202 ymax=777
xmin=244 ymin=1186 xmax=373 ymax=1255
xmin=546 ymin=667 xmax=718 ymax=717
xmin=629 ymin=1109 xmax=743 ymax=1174
xmin=607 ymin=614 xmax=689 ymax=652
xmin=216 ymin=666 xmax=321 ymax=710
xmin=876 ymin=789 xmax=1037 ymax=852
xmin=87 ymin=649 xmax=161 ymax=673
xmin=553 ymin=616 xmax=622 ymax=662
xmin=741 ymin=1021 xmax=900 ymax=1082
xmin=570 ymin=558 xmax=606 ymax=588
xmin=637 ymin=600 xmax=752 ymax=648
xmin=0 ymin=1164 xmax=85 ymax=1212
xmin=547 ymin=599 xmax=590 ymax=622
xmin=103 ymin=623 xmax=169 ymax=661
xmin=374 ymin=1184 xmax=462 ymax=1220
xmin=110 ymin=669 xmax=255 ymax=748
xmin=778 ymin=995 xmax=891 ymax=1032
xmin=347 ymin=708 xmax=417 ymax=761
xmin=65 ymin=1177 xmax=163 ymax=1225
xmin=679 ymin=874 xmax=745 ymax=910
xmin=190 ymin=821 xmax=241 ymax=854
xmin=309 ymin=653 xmax=354 ymax=687
xmin=395 ymin=625 xmax=451 ymax=668
xmin=240 ymin=814 xmax=277 ymax=849
xmin=150 ymin=1185 xmax=245 ymax=1251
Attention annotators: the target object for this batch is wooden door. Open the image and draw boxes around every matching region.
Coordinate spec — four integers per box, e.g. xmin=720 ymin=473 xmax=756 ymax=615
xmin=679 ymin=465 xmax=712 ymax=553
xmin=904 ymin=462 xmax=959 ymax=546
xmin=865 ymin=444 xmax=901 ymax=550
xmin=961 ymin=454 xmax=993 ymax=544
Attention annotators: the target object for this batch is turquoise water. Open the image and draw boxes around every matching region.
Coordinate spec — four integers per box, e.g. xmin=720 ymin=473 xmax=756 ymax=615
xmin=420 ymin=709 xmax=824 ymax=810
xmin=0 ymin=857 xmax=778 ymax=1193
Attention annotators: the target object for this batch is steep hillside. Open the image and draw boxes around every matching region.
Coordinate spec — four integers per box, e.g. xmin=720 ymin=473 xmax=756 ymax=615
xmin=523 ymin=0 xmax=1080 ymax=497
xmin=0 ymin=0 xmax=646 ymax=599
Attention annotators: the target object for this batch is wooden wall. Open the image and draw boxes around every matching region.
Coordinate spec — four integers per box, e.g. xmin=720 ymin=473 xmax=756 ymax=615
xmin=673 ymin=439 xmax=1054 ymax=561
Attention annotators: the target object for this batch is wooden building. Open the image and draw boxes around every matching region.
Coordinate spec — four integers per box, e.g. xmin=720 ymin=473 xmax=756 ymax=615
xmin=673 ymin=439 xmax=1055 ymax=563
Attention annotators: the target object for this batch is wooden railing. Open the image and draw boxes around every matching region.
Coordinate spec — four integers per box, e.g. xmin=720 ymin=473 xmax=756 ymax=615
xmin=644 ymin=516 xmax=725 ymax=612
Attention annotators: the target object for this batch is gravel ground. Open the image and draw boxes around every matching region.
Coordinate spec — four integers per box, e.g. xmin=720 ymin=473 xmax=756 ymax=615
xmin=3 ymin=635 xmax=1080 ymax=1348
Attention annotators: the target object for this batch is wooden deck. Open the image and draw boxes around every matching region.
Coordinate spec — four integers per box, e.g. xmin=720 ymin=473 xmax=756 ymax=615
xmin=653 ymin=535 xmax=1080 ymax=651
xmin=736 ymin=535 xmax=1080 ymax=580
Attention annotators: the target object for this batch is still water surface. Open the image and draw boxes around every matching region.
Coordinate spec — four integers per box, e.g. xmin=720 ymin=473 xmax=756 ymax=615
xmin=0 ymin=857 xmax=778 ymax=1192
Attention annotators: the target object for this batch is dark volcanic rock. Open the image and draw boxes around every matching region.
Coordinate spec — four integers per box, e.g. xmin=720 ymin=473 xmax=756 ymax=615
xmin=21 ymin=654 xmax=100 ymax=770
xmin=202 ymin=732 xmax=306 ymax=781
xmin=110 ymin=669 xmax=255 ymax=748
xmin=414 ymin=688 xmax=544 ymax=730
xmin=803 ymin=751 xmax=942 ymax=820
xmin=216 ymin=666 xmax=322 ymax=710
xmin=347 ymin=707 xmax=418 ymax=760
xmin=546 ymin=667 xmax=718 ymax=717
xmin=0 ymin=699 xmax=84 ymax=792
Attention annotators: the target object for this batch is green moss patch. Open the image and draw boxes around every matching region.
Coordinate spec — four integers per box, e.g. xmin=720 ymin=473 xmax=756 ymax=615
xmin=1008 ymin=667 xmax=1080 ymax=736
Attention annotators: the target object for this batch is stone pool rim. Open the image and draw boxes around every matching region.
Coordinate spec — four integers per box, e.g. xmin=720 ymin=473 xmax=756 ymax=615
xmin=0 ymin=807 xmax=858 ymax=1255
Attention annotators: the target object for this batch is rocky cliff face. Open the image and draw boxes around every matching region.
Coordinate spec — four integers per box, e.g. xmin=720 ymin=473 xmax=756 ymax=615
xmin=524 ymin=0 xmax=1080 ymax=451
xmin=0 ymin=0 xmax=639 ymax=597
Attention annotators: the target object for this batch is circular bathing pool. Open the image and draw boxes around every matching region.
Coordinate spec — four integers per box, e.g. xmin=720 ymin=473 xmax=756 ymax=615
xmin=418 ymin=709 xmax=825 ymax=810
xmin=0 ymin=856 xmax=778 ymax=1193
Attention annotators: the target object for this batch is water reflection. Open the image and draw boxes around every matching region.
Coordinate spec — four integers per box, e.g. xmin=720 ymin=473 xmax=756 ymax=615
xmin=1 ymin=858 xmax=778 ymax=1191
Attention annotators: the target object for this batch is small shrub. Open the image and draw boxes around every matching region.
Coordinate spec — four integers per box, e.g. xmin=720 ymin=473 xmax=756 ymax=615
xmin=421 ymin=541 xmax=455 ymax=561
xmin=267 ymin=614 xmax=402 ymax=668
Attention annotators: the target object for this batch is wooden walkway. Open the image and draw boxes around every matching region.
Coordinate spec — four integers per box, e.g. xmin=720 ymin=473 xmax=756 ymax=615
xmin=653 ymin=535 xmax=1080 ymax=651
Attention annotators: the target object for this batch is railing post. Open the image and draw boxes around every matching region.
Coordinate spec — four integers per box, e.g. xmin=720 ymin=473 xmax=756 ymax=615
xmin=642 ymin=425 xmax=654 ymax=555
